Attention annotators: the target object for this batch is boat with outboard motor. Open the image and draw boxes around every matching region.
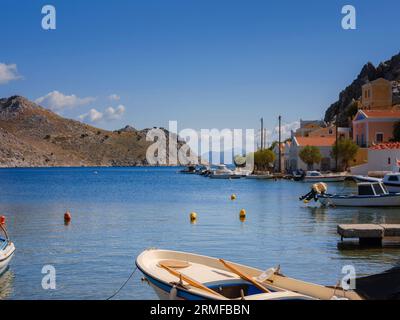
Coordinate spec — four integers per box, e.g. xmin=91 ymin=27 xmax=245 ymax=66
xmin=0 ymin=224 xmax=15 ymax=275
xmin=136 ymin=249 xmax=365 ymax=300
xmin=300 ymin=181 xmax=400 ymax=207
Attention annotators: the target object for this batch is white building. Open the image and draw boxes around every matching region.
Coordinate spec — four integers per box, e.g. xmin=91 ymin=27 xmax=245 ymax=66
xmin=350 ymin=142 xmax=400 ymax=176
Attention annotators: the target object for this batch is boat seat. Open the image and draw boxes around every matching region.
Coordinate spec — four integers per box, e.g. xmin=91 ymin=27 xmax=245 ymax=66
xmin=158 ymin=259 xmax=191 ymax=269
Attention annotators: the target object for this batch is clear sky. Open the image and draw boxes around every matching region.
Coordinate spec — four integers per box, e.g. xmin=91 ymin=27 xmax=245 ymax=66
xmin=0 ymin=0 xmax=399 ymax=143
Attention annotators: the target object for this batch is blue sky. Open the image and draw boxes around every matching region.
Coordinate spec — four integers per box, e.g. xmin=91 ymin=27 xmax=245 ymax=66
xmin=0 ymin=0 xmax=399 ymax=143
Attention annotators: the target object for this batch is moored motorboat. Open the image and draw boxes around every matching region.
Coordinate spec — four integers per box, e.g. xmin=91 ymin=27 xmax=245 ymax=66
xmin=354 ymin=173 xmax=400 ymax=193
xmin=136 ymin=249 xmax=363 ymax=300
xmin=0 ymin=224 xmax=15 ymax=275
xmin=302 ymin=171 xmax=346 ymax=182
xmin=209 ymin=165 xmax=241 ymax=179
xmin=301 ymin=181 xmax=400 ymax=207
xmin=382 ymin=172 xmax=400 ymax=193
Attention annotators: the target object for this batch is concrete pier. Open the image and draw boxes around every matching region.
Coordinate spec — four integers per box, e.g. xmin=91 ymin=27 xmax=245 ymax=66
xmin=337 ymin=224 xmax=400 ymax=246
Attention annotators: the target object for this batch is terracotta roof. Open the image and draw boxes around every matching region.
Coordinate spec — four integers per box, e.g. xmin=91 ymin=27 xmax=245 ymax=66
xmin=370 ymin=142 xmax=400 ymax=150
xmin=362 ymin=110 xmax=400 ymax=118
xmin=295 ymin=136 xmax=336 ymax=147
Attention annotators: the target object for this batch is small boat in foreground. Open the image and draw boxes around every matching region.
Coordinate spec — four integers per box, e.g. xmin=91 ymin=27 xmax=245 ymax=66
xmin=136 ymin=249 xmax=364 ymax=300
xmin=301 ymin=181 xmax=400 ymax=207
xmin=0 ymin=224 xmax=15 ymax=275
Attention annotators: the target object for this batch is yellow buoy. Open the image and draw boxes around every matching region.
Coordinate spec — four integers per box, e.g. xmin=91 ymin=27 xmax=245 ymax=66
xmin=239 ymin=209 xmax=246 ymax=218
xmin=190 ymin=212 xmax=197 ymax=222
xmin=230 ymin=194 xmax=237 ymax=200
xmin=303 ymin=199 xmax=309 ymax=204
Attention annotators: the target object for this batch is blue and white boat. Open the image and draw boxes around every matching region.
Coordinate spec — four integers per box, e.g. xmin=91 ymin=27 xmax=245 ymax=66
xmin=136 ymin=249 xmax=363 ymax=300
xmin=0 ymin=224 xmax=15 ymax=275
xmin=317 ymin=182 xmax=400 ymax=207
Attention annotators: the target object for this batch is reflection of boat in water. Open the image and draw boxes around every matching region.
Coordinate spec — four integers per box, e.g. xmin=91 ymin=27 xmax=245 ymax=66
xmin=0 ymin=224 xmax=15 ymax=276
xmin=294 ymin=170 xmax=346 ymax=182
xmin=136 ymin=249 xmax=365 ymax=300
xmin=301 ymin=182 xmax=400 ymax=207
xmin=0 ymin=269 xmax=14 ymax=299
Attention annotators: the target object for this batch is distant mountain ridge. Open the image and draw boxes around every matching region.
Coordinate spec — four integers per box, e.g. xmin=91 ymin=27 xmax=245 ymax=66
xmin=324 ymin=52 xmax=400 ymax=126
xmin=0 ymin=96 xmax=185 ymax=167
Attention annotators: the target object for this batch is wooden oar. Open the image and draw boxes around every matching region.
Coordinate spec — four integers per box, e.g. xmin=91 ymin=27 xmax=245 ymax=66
xmin=159 ymin=262 xmax=225 ymax=298
xmin=219 ymin=259 xmax=270 ymax=293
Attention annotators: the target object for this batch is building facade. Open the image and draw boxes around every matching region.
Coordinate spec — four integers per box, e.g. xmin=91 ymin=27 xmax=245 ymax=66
xmin=350 ymin=142 xmax=400 ymax=176
xmin=288 ymin=136 xmax=336 ymax=172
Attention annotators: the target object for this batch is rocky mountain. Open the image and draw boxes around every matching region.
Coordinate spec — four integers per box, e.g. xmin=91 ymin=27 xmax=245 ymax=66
xmin=0 ymin=96 xmax=186 ymax=167
xmin=324 ymin=52 xmax=400 ymax=126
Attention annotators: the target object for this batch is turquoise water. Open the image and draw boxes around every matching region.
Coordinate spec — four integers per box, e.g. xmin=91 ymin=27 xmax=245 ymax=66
xmin=0 ymin=167 xmax=400 ymax=300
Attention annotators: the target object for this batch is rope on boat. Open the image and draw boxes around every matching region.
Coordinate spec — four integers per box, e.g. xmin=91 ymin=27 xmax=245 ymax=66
xmin=106 ymin=266 xmax=138 ymax=300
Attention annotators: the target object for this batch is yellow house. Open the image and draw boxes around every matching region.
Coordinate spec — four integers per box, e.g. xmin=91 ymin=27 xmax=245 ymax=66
xmin=359 ymin=78 xmax=393 ymax=110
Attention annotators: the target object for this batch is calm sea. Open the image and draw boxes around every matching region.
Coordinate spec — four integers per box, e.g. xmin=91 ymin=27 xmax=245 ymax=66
xmin=0 ymin=167 xmax=399 ymax=300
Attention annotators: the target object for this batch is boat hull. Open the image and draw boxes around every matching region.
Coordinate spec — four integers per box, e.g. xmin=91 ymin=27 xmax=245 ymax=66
xmin=0 ymin=242 xmax=15 ymax=275
xmin=209 ymin=174 xmax=241 ymax=179
xmin=318 ymin=193 xmax=400 ymax=207
xmin=303 ymin=176 xmax=346 ymax=183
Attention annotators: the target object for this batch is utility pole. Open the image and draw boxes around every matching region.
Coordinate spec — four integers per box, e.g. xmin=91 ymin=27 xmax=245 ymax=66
xmin=260 ymin=118 xmax=264 ymax=150
xmin=335 ymin=110 xmax=339 ymax=172
xmin=278 ymin=115 xmax=282 ymax=173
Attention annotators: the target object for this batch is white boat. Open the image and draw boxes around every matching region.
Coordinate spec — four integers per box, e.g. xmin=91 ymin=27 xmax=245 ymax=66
xmin=355 ymin=172 xmax=400 ymax=193
xmin=232 ymin=167 xmax=252 ymax=177
xmin=317 ymin=182 xmax=400 ymax=207
xmin=352 ymin=175 xmax=382 ymax=183
xmin=300 ymin=171 xmax=346 ymax=182
xmin=382 ymin=172 xmax=400 ymax=193
xmin=0 ymin=224 xmax=15 ymax=275
xmin=209 ymin=165 xmax=241 ymax=179
xmin=136 ymin=249 xmax=364 ymax=300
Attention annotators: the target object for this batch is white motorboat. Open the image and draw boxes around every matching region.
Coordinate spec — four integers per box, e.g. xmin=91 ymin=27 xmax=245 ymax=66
xmin=136 ymin=249 xmax=366 ymax=300
xmin=0 ymin=224 xmax=15 ymax=275
xmin=209 ymin=165 xmax=241 ymax=179
xmin=299 ymin=171 xmax=346 ymax=182
xmin=232 ymin=167 xmax=252 ymax=177
xmin=382 ymin=172 xmax=400 ymax=193
xmin=317 ymin=182 xmax=400 ymax=207
xmin=354 ymin=172 xmax=400 ymax=193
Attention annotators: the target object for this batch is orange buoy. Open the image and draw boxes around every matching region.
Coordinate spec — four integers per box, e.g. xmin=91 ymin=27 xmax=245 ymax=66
xmin=64 ymin=211 xmax=71 ymax=222
xmin=0 ymin=215 xmax=6 ymax=225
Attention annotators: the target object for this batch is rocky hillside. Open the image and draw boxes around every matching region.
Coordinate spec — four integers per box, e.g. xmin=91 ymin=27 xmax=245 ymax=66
xmin=324 ymin=52 xmax=400 ymax=126
xmin=0 ymin=96 xmax=186 ymax=167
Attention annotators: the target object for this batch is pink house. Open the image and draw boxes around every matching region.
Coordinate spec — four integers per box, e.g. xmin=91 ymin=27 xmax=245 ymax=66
xmin=352 ymin=110 xmax=400 ymax=147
